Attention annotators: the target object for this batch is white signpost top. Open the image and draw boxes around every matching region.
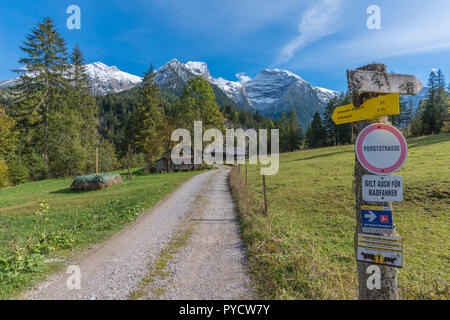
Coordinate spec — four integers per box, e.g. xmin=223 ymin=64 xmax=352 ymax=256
xmin=356 ymin=124 xmax=408 ymax=175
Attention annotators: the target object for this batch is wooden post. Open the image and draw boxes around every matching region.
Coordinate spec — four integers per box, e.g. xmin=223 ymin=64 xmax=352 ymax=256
xmin=349 ymin=63 xmax=422 ymax=300
xmin=96 ymin=147 xmax=99 ymax=175
xmin=350 ymin=63 xmax=398 ymax=300
xmin=262 ymin=174 xmax=268 ymax=215
xmin=245 ymin=164 xmax=248 ymax=186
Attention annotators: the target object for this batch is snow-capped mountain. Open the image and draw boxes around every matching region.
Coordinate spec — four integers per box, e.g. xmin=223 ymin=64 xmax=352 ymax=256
xmin=0 ymin=62 xmax=142 ymax=95
xmin=153 ymin=58 xmax=338 ymax=126
xmin=0 ymin=59 xmax=339 ymax=127
xmin=85 ymin=62 xmax=142 ymax=95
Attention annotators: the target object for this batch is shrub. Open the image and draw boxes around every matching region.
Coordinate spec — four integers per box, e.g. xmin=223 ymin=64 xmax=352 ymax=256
xmin=0 ymin=159 xmax=8 ymax=187
xmin=7 ymin=158 xmax=29 ymax=185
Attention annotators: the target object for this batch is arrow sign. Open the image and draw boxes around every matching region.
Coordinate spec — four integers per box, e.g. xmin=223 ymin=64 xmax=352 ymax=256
xmin=348 ymin=70 xmax=423 ymax=95
xmin=332 ymin=93 xmax=400 ymax=125
xmin=364 ymin=211 xmax=377 ymax=222
xmin=361 ymin=206 xmax=393 ymax=234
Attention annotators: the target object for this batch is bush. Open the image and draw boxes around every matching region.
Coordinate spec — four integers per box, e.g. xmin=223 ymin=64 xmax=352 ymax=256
xmin=98 ymin=141 xmax=119 ymax=173
xmin=0 ymin=159 xmax=8 ymax=187
xmin=7 ymin=158 xmax=29 ymax=185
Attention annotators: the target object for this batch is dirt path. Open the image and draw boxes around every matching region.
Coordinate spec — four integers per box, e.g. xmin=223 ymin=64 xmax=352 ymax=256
xmin=25 ymin=167 xmax=253 ymax=300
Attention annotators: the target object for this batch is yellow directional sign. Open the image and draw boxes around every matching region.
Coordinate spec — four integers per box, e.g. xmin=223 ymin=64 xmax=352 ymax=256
xmin=331 ymin=93 xmax=400 ymax=125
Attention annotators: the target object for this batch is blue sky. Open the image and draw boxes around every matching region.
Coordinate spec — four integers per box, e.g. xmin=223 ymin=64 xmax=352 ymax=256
xmin=1 ymin=0 xmax=450 ymax=92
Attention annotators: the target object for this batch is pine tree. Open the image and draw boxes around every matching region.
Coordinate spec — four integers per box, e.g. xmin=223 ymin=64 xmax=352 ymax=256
xmin=68 ymin=45 xmax=99 ymax=174
xmin=133 ymin=64 xmax=166 ymax=173
xmin=12 ymin=17 xmax=69 ymax=177
xmin=421 ymin=69 xmax=446 ymax=134
xmin=391 ymin=96 xmax=409 ymax=128
xmin=323 ymin=97 xmax=339 ymax=146
xmin=286 ymin=108 xmax=302 ymax=151
xmin=69 ymin=44 xmax=90 ymax=94
xmin=7 ymin=157 xmax=29 ymax=185
xmin=305 ymin=112 xmax=327 ymax=148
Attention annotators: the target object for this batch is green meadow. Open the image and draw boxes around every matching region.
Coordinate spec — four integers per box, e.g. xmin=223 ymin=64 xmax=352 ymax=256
xmin=232 ymin=133 xmax=449 ymax=300
xmin=0 ymin=169 xmax=203 ymax=299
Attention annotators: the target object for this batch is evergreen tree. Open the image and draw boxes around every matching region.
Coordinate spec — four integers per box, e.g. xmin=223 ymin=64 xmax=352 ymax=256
xmin=286 ymin=108 xmax=303 ymax=151
xmin=421 ymin=69 xmax=447 ymax=134
xmin=305 ymin=112 xmax=327 ymax=148
xmin=68 ymin=45 xmax=99 ymax=174
xmin=133 ymin=64 xmax=166 ymax=173
xmin=391 ymin=96 xmax=409 ymax=128
xmin=7 ymin=157 xmax=29 ymax=185
xmin=12 ymin=17 xmax=69 ymax=178
xmin=323 ymin=97 xmax=339 ymax=146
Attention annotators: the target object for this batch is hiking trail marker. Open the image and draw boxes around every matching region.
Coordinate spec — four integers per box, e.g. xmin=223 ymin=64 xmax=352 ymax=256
xmin=355 ymin=123 xmax=407 ymax=175
xmin=361 ymin=206 xmax=393 ymax=234
xmin=362 ymin=175 xmax=403 ymax=202
xmin=357 ymin=233 xmax=403 ymax=268
xmin=332 ymin=93 xmax=400 ymax=125
xmin=348 ymin=63 xmax=422 ymax=300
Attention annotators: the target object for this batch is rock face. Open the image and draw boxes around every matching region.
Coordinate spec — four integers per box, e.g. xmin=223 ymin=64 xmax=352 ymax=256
xmin=242 ymin=69 xmax=337 ymax=127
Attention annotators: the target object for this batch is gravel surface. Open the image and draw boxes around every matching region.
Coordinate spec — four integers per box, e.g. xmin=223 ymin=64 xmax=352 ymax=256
xmin=25 ymin=167 xmax=253 ymax=300
xmin=147 ymin=168 xmax=254 ymax=300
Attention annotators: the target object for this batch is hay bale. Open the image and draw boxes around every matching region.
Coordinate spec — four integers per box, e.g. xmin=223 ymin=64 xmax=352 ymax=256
xmin=71 ymin=173 xmax=122 ymax=191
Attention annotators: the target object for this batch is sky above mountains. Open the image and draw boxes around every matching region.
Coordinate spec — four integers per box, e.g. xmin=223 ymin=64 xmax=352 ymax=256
xmin=1 ymin=0 xmax=450 ymax=92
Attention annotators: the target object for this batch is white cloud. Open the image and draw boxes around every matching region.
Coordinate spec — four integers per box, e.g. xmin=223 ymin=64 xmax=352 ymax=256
xmin=277 ymin=0 xmax=342 ymax=64
xmin=287 ymin=1 xmax=450 ymax=70
xmin=235 ymin=72 xmax=251 ymax=83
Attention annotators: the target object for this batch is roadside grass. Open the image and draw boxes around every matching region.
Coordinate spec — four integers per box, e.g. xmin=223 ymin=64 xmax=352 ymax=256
xmin=0 ymin=168 xmax=206 ymax=299
xmin=231 ymin=133 xmax=449 ymax=300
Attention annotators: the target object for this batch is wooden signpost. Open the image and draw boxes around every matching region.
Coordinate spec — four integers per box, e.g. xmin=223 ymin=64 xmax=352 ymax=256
xmin=332 ymin=93 xmax=400 ymax=125
xmin=340 ymin=63 xmax=422 ymax=300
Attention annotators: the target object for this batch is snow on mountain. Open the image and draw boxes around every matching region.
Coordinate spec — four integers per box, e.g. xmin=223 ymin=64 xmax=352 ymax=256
xmin=0 ymin=58 xmax=339 ymax=127
xmin=185 ymin=61 xmax=213 ymax=81
xmin=0 ymin=62 xmax=143 ymax=95
xmin=85 ymin=62 xmax=142 ymax=95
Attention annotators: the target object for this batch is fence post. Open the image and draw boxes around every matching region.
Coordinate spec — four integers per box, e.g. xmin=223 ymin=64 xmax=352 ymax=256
xmin=262 ymin=174 xmax=268 ymax=215
xmin=245 ymin=164 xmax=248 ymax=186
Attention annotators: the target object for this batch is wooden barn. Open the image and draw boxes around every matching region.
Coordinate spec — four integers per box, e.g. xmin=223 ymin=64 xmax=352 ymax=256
xmin=155 ymin=154 xmax=194 ymax=173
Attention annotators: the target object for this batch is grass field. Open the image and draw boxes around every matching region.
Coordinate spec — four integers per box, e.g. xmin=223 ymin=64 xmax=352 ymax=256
xmin=0 ymin=168 xmax=204 ymax=299
xmin=231 ymin=133 xmax=449 ymax=300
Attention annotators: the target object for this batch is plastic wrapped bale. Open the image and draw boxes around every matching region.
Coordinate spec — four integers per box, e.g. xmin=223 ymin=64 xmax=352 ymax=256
xmin=71 ymin=173 xmax=122 ymax=191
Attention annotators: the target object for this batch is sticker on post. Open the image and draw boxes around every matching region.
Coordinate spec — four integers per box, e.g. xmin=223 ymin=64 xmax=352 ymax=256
xmin=361 ymin=206 xmax=393 ymax=234
xmin=357 ymin=233 xmax=403 ymax=268
xmin=362 ymin=175 xmax=403 ymax=202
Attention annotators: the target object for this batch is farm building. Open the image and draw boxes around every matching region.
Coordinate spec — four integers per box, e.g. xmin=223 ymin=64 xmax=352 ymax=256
xmin=155 ymin=155 xmax=194 ymax=173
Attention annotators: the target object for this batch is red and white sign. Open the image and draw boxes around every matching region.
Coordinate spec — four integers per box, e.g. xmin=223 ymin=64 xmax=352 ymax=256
xmin=356 ymin=124 xmax=407 ymax=175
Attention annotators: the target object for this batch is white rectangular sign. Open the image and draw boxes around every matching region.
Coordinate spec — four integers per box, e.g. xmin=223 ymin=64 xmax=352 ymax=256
xmin=362 ymin=175 xmax=403 ymax=202
xmin=357 ymin=233 xmax=403 ymax=268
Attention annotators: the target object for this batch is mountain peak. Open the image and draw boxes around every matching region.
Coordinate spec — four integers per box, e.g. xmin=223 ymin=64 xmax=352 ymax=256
xmin=85 ymin=62 xmax=142 ymax=95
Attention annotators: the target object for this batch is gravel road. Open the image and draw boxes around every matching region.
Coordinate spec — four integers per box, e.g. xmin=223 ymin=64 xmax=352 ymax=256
xmin=25 ymin=167 xmax=253 ymax=300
